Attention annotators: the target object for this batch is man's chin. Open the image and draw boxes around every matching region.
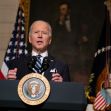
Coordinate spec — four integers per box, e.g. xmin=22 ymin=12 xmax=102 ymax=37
xmin=36 ymin=48 xmax=46 ymax=53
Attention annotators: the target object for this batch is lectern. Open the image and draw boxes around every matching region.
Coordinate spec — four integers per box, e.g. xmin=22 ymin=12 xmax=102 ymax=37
xmin=0 ymin=80 xmax=87 ymax=111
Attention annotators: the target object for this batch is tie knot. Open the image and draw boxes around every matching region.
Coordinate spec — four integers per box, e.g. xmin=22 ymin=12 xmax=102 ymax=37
xmin=36 ymin=55 xmax=42 ymax=59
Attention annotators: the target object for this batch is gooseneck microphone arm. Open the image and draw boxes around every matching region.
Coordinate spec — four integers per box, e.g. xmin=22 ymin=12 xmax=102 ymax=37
xmin=27 ymin=56 xmax=38 ymax=73
xmin=40 ymin=57 xmax=50 ymax=74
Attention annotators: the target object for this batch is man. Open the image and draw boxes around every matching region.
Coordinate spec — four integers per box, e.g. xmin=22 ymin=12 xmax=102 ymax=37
xmin=7 ymin=20 xmax=70 ymax=82
xmin=50 ymin=1 xmax=77 ymax=79
xmin=53 ymin=1 xmax=73 ymax=33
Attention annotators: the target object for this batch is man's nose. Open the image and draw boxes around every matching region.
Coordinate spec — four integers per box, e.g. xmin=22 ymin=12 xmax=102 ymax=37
xmin=38 ymin=32 xmax=42 ymax=37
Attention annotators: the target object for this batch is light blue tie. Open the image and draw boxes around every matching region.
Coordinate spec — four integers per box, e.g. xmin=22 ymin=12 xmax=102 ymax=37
xmin=35 ymin=55 xmax=42 ymax=73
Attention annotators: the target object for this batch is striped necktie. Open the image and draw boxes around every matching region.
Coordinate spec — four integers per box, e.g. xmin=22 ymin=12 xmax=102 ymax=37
xmin=35 ymin=55 xmax=42 ymax=73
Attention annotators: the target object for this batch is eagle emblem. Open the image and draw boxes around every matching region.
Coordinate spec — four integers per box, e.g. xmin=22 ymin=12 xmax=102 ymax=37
xmin=27 ymin=81 xmax=40 ymax=98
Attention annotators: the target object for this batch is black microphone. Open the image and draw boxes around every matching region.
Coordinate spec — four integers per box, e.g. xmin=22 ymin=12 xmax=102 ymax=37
xmin=28 ymin=56 xmax=51 ymax=73
xmin=40 ymin=57 xmax=50 ymax=73
xmin=27 ymin=56 xmax=38 ymax=73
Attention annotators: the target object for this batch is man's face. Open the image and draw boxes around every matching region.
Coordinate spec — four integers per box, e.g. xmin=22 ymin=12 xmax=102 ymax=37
xmin=59 ymin=4 xmax=69 ymax=16
xmin=29 ymin=21 xmax=52 ymax=53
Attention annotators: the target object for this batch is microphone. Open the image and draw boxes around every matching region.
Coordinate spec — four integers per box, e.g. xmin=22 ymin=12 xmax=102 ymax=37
xmin=40 ymin=57 xmax=50 ymax=73
xmin=27 ymin=56 xmax=38 ymax=73
xmin=28 ymin=56 xmax=50 ymax=74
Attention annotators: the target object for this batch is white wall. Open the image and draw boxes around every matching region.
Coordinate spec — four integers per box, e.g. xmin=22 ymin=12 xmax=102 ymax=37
xmin=0 ymin=0 xmax=19 ymax=67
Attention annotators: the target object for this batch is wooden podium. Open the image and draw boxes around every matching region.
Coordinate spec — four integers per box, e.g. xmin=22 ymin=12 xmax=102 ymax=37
xmin=0 ymin=80 xmax=87 ymax=111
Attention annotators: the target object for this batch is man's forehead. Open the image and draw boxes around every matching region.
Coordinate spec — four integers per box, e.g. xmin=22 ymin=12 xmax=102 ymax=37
xmin=32 ymin=22 xmax=49 ymax=29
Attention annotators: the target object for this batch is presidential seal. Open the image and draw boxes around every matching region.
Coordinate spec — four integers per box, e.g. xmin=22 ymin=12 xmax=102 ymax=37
xmin=17 ymin=73 xmax=50 ymax=105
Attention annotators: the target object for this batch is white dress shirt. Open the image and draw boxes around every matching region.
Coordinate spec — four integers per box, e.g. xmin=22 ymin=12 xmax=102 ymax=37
xmin=32 ymin=50 xmax=48 ymax=63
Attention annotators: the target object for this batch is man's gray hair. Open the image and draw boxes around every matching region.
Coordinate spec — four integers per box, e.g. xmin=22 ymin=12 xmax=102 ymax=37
xmin=29 ymin=20 xmax=52 ymax=37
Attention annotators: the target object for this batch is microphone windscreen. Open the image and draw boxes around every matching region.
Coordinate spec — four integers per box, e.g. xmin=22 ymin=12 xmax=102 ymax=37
xmin=27 ymin=56 xmax=36 ymax=72
xmin=41 ymin=57 xmax=50 ymax=73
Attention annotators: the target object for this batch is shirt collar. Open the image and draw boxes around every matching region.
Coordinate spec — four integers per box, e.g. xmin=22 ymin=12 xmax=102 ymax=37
xmin=32 ymin=50 xmax=48 ymax=58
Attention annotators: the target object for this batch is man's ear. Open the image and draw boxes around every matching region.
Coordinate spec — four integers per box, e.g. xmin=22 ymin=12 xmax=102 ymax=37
xmin=29 ymin=36 xmax=32 ymax=44
xmin=49 ymin=37 xmax=52 ymax=45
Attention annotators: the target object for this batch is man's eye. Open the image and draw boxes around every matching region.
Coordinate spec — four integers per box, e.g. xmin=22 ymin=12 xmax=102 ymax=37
xmin=34 ymin=31 xmax=39 ymax=33
xmin=42 ymin=32 xmax=48 ymax=35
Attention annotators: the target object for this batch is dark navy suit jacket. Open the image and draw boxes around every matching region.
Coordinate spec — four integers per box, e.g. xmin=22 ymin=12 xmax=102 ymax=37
xmin=8 ymin=54 xmax=70 ymax=81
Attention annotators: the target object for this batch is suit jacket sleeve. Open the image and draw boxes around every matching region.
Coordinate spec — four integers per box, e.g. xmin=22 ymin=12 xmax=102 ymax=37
xmin=61 ymin=63 xmax=70 ymax=82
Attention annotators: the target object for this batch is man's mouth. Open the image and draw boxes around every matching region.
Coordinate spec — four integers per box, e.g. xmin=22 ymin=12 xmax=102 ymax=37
xmin=37 ymin=41 xmax=43 ymax=43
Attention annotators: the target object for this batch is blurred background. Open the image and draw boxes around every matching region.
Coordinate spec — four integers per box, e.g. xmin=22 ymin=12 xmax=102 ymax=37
xmin=0 ymin=0 xmax=105 ymax=87
xmin=29 ymin=0 xmax=105 ymax=86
